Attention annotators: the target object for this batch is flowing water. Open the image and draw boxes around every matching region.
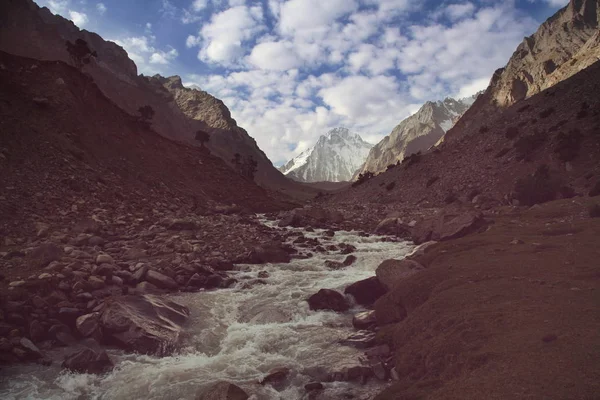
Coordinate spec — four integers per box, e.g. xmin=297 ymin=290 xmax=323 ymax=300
xmin=0 ymin=217 xmax=413 ymax=400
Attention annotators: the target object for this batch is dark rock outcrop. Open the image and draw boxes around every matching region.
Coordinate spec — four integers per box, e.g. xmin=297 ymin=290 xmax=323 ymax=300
xmin=307 ymin=289 xmax=350 ymax=312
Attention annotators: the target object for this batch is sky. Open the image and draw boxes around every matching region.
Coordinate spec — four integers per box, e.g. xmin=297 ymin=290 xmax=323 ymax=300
xmin=36 ymin=0 xmax=567 ymax=166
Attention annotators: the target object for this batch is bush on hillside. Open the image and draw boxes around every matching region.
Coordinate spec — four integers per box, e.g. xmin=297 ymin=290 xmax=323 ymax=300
xmin=505 ymin=126 xmax=520 ymax=139
xmin=514 ymin=130 xmax=546 ymax=161
xmin=539 ymin=107 xmax=555 ymax=119
xmin=479 ymin=125 xmax=489 ymax=134
xmin=514 ymin=165 xmax=560 ymax=206
xmin=386 ymin=182 xmax=396 ymax=191
xmin=352 ymin=171 xmax=374 ymax=187
xmin=577 ymin=102 xmax=589 ymax=119
xmin=554 ymin=128 xmax=583 ymax=162
xmin=589 ymin=180 xmax=600 ymax=197
xmin=589 ymin=204 xmax=600 ymax=218
xmin=426 ymin=176 xmax=439 ymax=188
xmin=494 ymin=148 xmax=511 ymax=158
xmin=403 ymin=152 xmax=422 ymax=167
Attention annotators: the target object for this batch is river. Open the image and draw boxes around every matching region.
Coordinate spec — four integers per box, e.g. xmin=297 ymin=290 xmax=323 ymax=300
xmin=0 ymin=217 xmax=413 ymax=399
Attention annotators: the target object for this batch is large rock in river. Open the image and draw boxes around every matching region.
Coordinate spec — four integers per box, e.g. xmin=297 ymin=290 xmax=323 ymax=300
xmin=344 ymin=277 xmax=387 ymax=306
xmin=376 ymin=259 xmax=424 ymax=290
xmin=307 ymin=289 xmax=349 ymax=312
xmin=100 ymin=295 xmax=189 ymax=355
xmin=196 ymin=381 xmax=249 ymax=400
xmin=62 ymin=348 xmax=114 ymax=374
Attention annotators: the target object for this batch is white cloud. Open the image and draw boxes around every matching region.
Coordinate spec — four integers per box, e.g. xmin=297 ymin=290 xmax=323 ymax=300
xmin=198 ymin=5 xmax=264 ymax=65
xmin=192 ymin=0 xmax=208 ymax=11
xmin=47 ymin=0 xmax=69 ymax=14
xmin=532 ymin=0 xmax=568 ymax=7
xmin=248 ymin=41 xmax=301 ymax=70
xmin=149 ymin=47 xmax=179 ymax=64
xmin=279 ymin=0 xmax=358 ymax=36
xmin=456 ymin=77 xmax=490 ymax=99
xmin=96 ymin=3 xmax=107 ymax=15
xmin=445 ymin=2 xmax=476 ymax=21
xmin=68 ymin=10 xmax=88 ymax=27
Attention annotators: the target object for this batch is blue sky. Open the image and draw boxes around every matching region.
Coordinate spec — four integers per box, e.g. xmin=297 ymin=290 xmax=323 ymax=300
xmin=36 ymin=0 xmax=567 ymax=165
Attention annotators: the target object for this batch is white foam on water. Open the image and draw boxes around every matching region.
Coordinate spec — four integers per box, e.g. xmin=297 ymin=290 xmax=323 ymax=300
xmin=0 ymin=217 xmax=414 ymax=400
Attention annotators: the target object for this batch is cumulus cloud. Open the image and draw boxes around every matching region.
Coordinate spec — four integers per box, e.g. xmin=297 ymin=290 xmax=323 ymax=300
xmin=195 ymin=5 xmax=264 ymax=65
xmin=113 ymin=36 xmax=179 ymax=74
xmin=176 ymin=0 xmax=544 ymax=165
xmin=96 ymin=3 xmax=107 ymax=15
xmin=68 ymin=10 xmax=88 ymax=27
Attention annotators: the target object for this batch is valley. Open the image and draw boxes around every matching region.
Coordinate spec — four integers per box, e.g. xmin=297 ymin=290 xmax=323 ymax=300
xmin=0 ymin=0 xmax=599 ymax=399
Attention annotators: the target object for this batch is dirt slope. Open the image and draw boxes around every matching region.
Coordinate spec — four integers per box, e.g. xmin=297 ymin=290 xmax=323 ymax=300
xmin=374 ymin=198 xmax=600 ymax=399
xmin=0 ymin=51 xmax=291 ymax=233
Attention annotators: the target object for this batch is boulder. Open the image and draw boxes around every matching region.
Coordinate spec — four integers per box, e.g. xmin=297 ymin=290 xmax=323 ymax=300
xmin=324 ymin=260 xmax=345 ymax=270
xmin=352 ymin=310 xmax=377 ymax=330
xmin=307 ymin=289 xmax=349 ymax=312
xmin=412 ymin=212 xmax=484 ymax=244
xmin=100 ymin=295 xmax=189 ymax=355
xmin=76 ymin=312 xmax=100 ymax=338
xmin=260 ymin=366 xmax=291 ymax=387
xmin=166 ymin=219 xmax=197 ymax=231
xmin=374 ymin=218 xmax=411 ymax=237
xmin=343 ymin=255 xmax=357 ymax=266
xmin=95 ymin=254 xmax=114 ymax=264
xmin=62 ymin=349 xmax=113 ymax=374
xmin=26 ymin=243 xmax=63 ymax=269
xmin=196 ymin=381 xmax=248 ymax=400
xmin=375 ymin=259 xmax=424 ymax=290
xmin=247 ymin=245 xmax=291 ymax=264
xmin=278 ymin=207 xmax=343 ymax=228
xmin=146 ymin=270 xmax=179 ymax=290
xmin=344 ymin=277 xmax=387 ymax=306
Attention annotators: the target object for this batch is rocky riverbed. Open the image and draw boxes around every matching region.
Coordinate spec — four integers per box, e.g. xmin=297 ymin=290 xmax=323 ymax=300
xmin=0 ymin=215 xmax=414 ymax=399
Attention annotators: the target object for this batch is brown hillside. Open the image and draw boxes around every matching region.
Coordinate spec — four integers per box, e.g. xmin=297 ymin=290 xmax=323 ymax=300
xmin=0 ymin=51 xmax=291 ymax=233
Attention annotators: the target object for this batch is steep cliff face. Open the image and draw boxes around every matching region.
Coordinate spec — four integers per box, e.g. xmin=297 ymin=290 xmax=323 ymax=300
xmin=448 ymin=0 xmax=599 ymax=142
xmin=359 ymin=96 xmax=476 ymax=175
xmin=279 ymin=128 xmax=373 ymax=182
xmin=489 ymin=0 xmax=599 ymax=108
xmin=0 ymin=0 xmax=291 ymax=191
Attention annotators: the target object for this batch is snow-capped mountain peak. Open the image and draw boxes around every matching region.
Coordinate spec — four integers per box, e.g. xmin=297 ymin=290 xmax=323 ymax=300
xmin=279 ymin=128 xmax=373 ymax=183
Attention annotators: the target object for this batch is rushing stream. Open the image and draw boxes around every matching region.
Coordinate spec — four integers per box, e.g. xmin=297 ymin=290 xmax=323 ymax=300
xmin=0 ymin=217 xmax=413 ymax=400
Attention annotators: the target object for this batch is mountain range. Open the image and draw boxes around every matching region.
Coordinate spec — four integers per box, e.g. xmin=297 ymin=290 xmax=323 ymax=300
xmin=279 ymin=128 xmax=373 ymax=183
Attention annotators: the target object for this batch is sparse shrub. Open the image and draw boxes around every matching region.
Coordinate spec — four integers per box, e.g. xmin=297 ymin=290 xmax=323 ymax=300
xmin=539 ymin=107 xmax=555 ymax=119
xmin=554 ymin=128 xmax=583 ymax=162
xmin=505 ymin=126 xmax=520 ymax=139
xmin=138 ymin=105 xmax=155 ymax=121
xmin=386 ymin=181 xmax=396 ymax=191
xmin=444 ymin=192 xmax=457 ymax=204
xmin=514 ymin=130 xmax=546 ymax=161
xmin=589 ymin=204 xmax=600 ymax=218
xmin=467 ymin=189 xmax=481 ymax=201
xmin=403 ymin=152 xmax=422 ymax=167
xmin=494 ymin=148 xmax=511 ymax=158
xmin=576 ymin=102 xmax=589 ymax=119
xmin=590 ymin=180 xmax=600 ymax=197
xmin=195 ymin=130 xmax=210 ymax=147
xmin=352 ymin=171 xmax=374 ymax=187
xmin=386 ymin=163 xmax=396 ymax=171
xmin=232 ymin=153 xmax=258 ymax=180
xmin=514 ymin=164 xmax=560 ymax=206
xmin=548 ymin=119 xmax=568 ymax=133
xmin=66 ymin=39 xmax=97 ymax=68
xmin=517 ymin=104 xmax=531 ymax=113
xmin=559 ymin=185 xmax=576 ymax=199
xmin=479 ymin=125 xmax=489 ymax=134
xmin=426 ymin=176 xmax=439 ymax=188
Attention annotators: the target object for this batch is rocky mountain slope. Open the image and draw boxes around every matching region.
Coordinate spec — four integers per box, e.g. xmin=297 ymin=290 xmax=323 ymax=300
xmin=0 ymin=0 xmax=296 ymax=193
xmin=280 ymin=128 xmax=373 ymax=182
xmin=449 ymin=0 xmax=599 ymax=143
xmin=358 ymin=96 xmax=477 ymax=176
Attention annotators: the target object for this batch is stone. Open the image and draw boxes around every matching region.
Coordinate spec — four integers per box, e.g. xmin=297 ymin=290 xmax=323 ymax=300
xmin=372 ymin=362 xmax=388 ymax=381
xmin=339 ymin=331 xmax=377 ymax=348
xmin=88 ymin=275 xmax=106 ymax=290
xmin=146 ymin=270 xmax=178 ymax=290
xmin=304 ymin=382 xmax=324 ymax=391
xmin=100 ymin=294 xmax=189 ymax=355
xmin=19 ymin=337 xmax=43 ymax=359
xmin=27 ymin=243 xmax=63 ymax=269
xmin=247 ymin=244 xmax=291 ymax=264
xmin=9 ymin=280 xmax=26 ymax=287
xmin=352 ymin=310 xmax=377 ymax=330
xmin=62 ymin=349 xmax=113 ymax=374
xmin=345 ymin=277 xmax=387 ymax=306
xmin=204 ymin=274 xmax=223 ymax=289
xmin=88 ymin=236 xmax=105 ymax=246
xmin=187 ymin=273 xmax=206 ymax=288
xmin=29 ymin=320 xmax=46 ymax=342
xmin=36 ymin=222 xmax=50 ymax=237
xmin=376 ymin=259 xmax=424 ymax=290
xmin=339 ymin=243 xmax=357 ymax=255
xmin=58 ymin=307 xmax=83 ymax=324
xmin=437 ymin=212 xmax=484 ymax=241
xmin=375 ymin=218 xmax=412 ymax=237
xmin=196 ymin=381 xmax=248 ymax=400
xmin=135 ymin=281 xmax=161 ymax=294
xmin=76 ymin=312 xmax=100 ymax=337
xmin=95 ymin=254 xmax=113 ymax=264
xmin=343 ymin=255 xmax=357 ymax=266
xmin=132 ymin=264 xmax=149 ymax=282
xmin=324 ymin=260 xmax=345 ymax=270
xmin=167 ymin=219 xmax=197 ymax=231
xmin=95 ymin=264 xmax=114 ymax=276
xmin=260 ymin=366 xmax=290 ymax=388
xmin=307 ymin=289 xmax=349 ymax=312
